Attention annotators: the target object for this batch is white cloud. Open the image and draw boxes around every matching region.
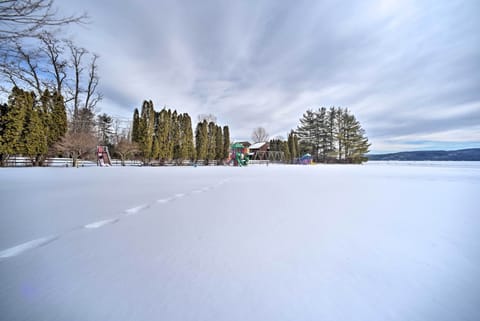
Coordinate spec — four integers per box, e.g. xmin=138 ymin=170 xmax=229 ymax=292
xmin=49 ymin=0 xmax=480 ymax=152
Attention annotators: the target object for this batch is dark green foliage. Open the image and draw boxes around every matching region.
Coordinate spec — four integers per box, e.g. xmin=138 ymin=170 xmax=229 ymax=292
xmin=97 ymin=113 xmax=113 ymax=146
xmin=206 ymin=121 xmax=216 ymax=161
xmin=195 ymin=120 xmax=208 ymax=161
xmin=138 ymin=100 xmax=155 ymax=162
xmin=282 ymin=140 xmax=291 ymax=162
xmin=130 ymin=104 xmax=230 ymax=164
xmin=131 ymin=102 xmax=200 ymax=163
xmin=222 ymin=126 xmax=230 ymax=159
xmin=0 ymin=87 xmax=67 ymax=165
xmin=296 ymin=107 xmax=369 ymax=163
xmin=23 ymin=99 xmax=47 ymax=165
xmin=182 ymin=113 xmax=195 ymax=160
xmin=0 ymin=87 xmax=28 ymax=160
xmin=287 ymin=130 xmax=298 ymax=163
xmin=40 ymin=89 xmax=67 ymax=150
xmin=215 ymin=125 xmax=223 ymax=160
xmin=132 ymin=108 xmax=140 ymax=143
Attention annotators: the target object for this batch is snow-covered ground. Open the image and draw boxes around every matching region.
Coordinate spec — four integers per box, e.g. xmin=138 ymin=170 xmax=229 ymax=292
xmin=0 ymin=162 xmax=479 ymax=321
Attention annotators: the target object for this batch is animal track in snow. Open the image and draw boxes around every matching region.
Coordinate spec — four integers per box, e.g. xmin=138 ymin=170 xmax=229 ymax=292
xmin=0 ymin=179 xmax=232 ymax=261
xmin=124 ymin=204 xmax=150 ymax=215
xmin=84 ymin=218 xmax=119 ymax=229
xmin=0 ymin=235 xmax=59 ymax=260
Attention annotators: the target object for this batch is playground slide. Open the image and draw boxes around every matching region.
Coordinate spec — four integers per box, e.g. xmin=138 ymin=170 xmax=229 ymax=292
xmin=97 ymin=146 xmax=112 ymax=166
xmin=236 ymin=153 xmax=248 ymax=166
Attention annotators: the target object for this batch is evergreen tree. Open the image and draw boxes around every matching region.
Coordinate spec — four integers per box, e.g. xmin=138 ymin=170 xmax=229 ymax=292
xmin=282 ymin=140 xmax=291 ymax=163
xmin=0 ymin=87 xmax=28 ymax=161
xmin=195 ymin=120 xmax=208 ymax=161
xmin=138 ymin=100 xmax=155 ymax=162
xmin=182 ymin=113 xmax=195 ymax=160
xmin=206 ymin=121 xmax=216 ymax=161
xmin=222 ymin=125 xmax=230 ymax=159
xmin=97 ymin=113 xmax=113 ymax=146
xmin=296 ymin=109 xmax=316 ymax=158
xmin=287 ymin=130 xmax=297 ymax=163
xmin=170 ymin=110 xmax=180 ymax=160
xmin=295 ymin=106 xmax=369 ymax=164
xmin=325 ymin=107 xmax=337 ymax=161
xmin=215 ymin=125 xmax=223 ymax=161
xmin=40 ymin=89 xmax=67 ymax=152
xmin=316 ymin=107 xmax=328 ymax=162
xmin=157 ymin=108 xmax=171 ymax=161
xmin=152 ymin=135 xmax=160 ymax=160
xmin=132 ymin=108 xmax=140 ymax=143
xmin=23 ymin=99 xmax=47 ymax=165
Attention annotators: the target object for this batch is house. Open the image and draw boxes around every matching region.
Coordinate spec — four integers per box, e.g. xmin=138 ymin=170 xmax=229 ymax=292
xmin=248 ymin=142 xmax=269 ymax=159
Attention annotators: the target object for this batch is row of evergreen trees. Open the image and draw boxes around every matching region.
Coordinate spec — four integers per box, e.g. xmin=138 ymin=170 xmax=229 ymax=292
xmin=130 ymin=101 xmax=231 ymax=163
xmin=269 ymin=131 xmax=300 ymax=163
xmin=0 ymin=87 xmax=67 ymax=166
xmin=296 ymin=107 xmax=370 ymax=163
xmin=131 ymin=101 xmax=195 ymax=162
xmin=195 ymin=121 xmax=230 ymax=162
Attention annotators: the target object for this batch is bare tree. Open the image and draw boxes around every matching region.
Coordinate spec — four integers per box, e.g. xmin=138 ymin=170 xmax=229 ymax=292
xmin=251 ymin=127 xmax=269 ymax=143
xmin=1 ymin=34 xmax=102 ymax=123
xmin=40 ymin=32 xmax=67 ymax=93
xmin=197 ymin=114 xmax=217 ymax=124
xmin=55 ymin=130 xmax=98 ymax=167
xmin=114 ymin=137 xmax=139 ymax=166
xmin=0 ymin=42 xmax=44 ymax=96
xmin=67 ymin=41 xmax=101 ymax=122
xmin=0 ymin=0 xmax=87 ymax=47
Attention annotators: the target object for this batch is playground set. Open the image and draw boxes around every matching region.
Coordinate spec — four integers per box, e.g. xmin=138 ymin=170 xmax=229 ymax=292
xmin=229 ymin=143 xmax=249 ymax=166
xmin=96 ymin=146 xmax=112 ymax=166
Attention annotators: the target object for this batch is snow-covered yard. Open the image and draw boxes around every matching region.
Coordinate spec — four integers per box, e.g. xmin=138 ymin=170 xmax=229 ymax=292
xmin=0 ymin=162 xmax=479 ymax=321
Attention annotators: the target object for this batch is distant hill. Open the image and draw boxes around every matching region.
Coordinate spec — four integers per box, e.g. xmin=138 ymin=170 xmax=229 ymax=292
xmin=367 ymin=148 xmax=480 ymax=161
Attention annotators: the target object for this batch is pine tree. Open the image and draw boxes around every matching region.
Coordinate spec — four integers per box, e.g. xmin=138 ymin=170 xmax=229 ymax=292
xmin=52 ymin=91 xmax=67 ymax=143
xmin=206 ymin=121 xmax=216 ymax=161
xmin=325 ymin=107 xmax=337 ymax=161
xmin=182 ymin=113 xmax=195 ymax=160
xmin=23 ymin=99 xmax=47 ymax=165
xmin=138 ymin=100 xmax=155 ymax=162
xmin=296 ymin=109 xmax=316 ymax=158
xmin=1 ymin=87 xmax=28 ymax=161
xmin=132 ymin=108 xmax=140 ymax=143
xmin=171 ymin=110 xmax=180 ymax=160
xmin=215 ymin=125 xmax=223 ymax=161
xmin=97 ymin=113 xmax=113 ymax=146
xmin=287 ymin=130 xmax=297 ymax=163
xmin=195 ymin=120 xmax=208 ymax=161
xmin=282 ymin=140 xmax=291 ymax=163
xmin=152 ymin=135 xmax=160 ymax=160
xmin=316 ymin=107 xmax=328 ymax=162
xmin=295 ymin=106 xmax=369 ymax=163
xmin=222 ymin=125 xmax=230 ymax=159
xmin=157 ymin=108 xmax=171 ymax=161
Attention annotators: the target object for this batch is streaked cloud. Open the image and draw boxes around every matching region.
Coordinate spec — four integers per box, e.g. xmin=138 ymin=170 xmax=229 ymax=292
xmin=58 ymin=0 xmax=480 ymax=152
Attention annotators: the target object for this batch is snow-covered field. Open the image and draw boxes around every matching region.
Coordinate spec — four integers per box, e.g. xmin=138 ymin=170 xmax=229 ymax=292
xmin=0 ymin=162 xmax=479 ymax=321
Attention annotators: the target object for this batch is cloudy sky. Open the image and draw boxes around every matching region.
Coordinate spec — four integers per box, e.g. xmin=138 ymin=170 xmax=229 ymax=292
xmin=58 ymin=0 xmax=479 ymax=153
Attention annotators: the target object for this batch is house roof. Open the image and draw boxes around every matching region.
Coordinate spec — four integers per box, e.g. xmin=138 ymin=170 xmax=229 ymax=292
xmin=249 ymin=142 xmax=268 ymax=149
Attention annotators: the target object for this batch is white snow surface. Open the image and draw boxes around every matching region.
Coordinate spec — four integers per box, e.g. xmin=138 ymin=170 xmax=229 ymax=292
xmin=0 ymin=162 xmax=479 ymax=321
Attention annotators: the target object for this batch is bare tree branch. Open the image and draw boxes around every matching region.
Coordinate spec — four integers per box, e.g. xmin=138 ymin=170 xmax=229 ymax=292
xmin=0 ymin=0 xmax=88 ymax=46
xmin=251 ymin=127 xmax=269 ymax=143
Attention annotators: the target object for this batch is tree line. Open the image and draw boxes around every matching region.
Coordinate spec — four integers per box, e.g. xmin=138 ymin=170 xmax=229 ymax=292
xmin=268 ymin=131 xmax=300 ymax=163
xmin=0 ymin=87 xmax=66 ymax=165
xmin=296 ymin=107 xmax=370 ymax=163
xmin=131 ymin=101 xmax=230 ymax=164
